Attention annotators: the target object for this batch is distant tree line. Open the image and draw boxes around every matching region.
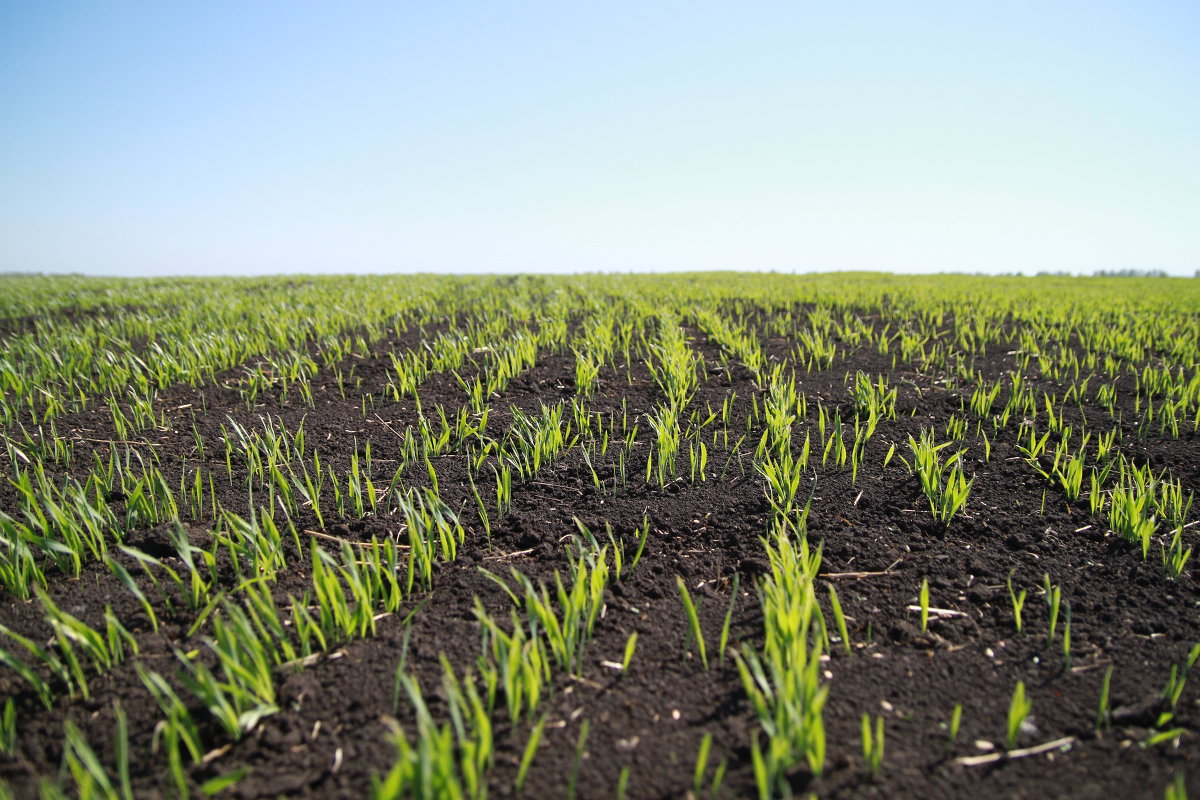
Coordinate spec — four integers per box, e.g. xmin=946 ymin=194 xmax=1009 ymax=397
xmin=1092 ymin=268 xmax=1172 ymax=278
xmin=1025 ymin=269 xmax=1196 ymax=278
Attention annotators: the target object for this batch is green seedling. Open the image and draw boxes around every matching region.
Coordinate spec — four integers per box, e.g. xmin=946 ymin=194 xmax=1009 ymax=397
xmin=1006 ymin=681 xmax=1032 ymax=749
xmin=901 ymin=429 xmax=974 ymax=526
xmin=946 ymin=703 xmax=963 ymax=752
xmin=514 ymin=716 xmax=546 ymax=793
xmin=1007 ymin=571 xmax=1027 ymax=633
xmin=677 ymin=576 xmax=709 ymax=670
xmin=1042 ymin=573 xmax=1062 ymax=645
xmin=0 ymin=700 xmax=14 ymax=755
xmin=621 ymin=632 xmax=638 ymax=671
xmin=828 ymin=585 xmax=852 ymax=655
xmin=60 ymin=703 xmax=134 ymax=800
xmin=1162 ymin=525 xmax=1193 ymax=580
xmin=566 ymin=719 xmax=590 ymax=800
xmin=861 ymin=713 xmax=885 ymax=778
xmin=718 ymin=574 xmax=741 ymax=664
xmin=737 ymin=529 xmax=829 ymax=796
xmin=919 ymin=579 xmax=930 ymax=634
xmin=1162 ymin=643 xmax=1200 ymax=710
xmin=693 ymin=732 xmax=713 ymax=796
xmin=1096 ymin=665 xmax=1114 ymax=729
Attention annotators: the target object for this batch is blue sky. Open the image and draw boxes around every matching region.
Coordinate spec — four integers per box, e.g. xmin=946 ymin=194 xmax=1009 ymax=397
xmin=1 ymin=2 xmax=1197 ymax=276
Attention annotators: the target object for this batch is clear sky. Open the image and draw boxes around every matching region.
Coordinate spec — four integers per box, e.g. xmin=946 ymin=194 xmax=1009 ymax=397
xmin=1 ymin=2 xmax=1197 ymax=276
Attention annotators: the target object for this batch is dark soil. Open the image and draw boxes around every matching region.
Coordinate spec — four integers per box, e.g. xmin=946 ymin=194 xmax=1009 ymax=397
xmin=1 ymin=311 xmax=1197 ymax=800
